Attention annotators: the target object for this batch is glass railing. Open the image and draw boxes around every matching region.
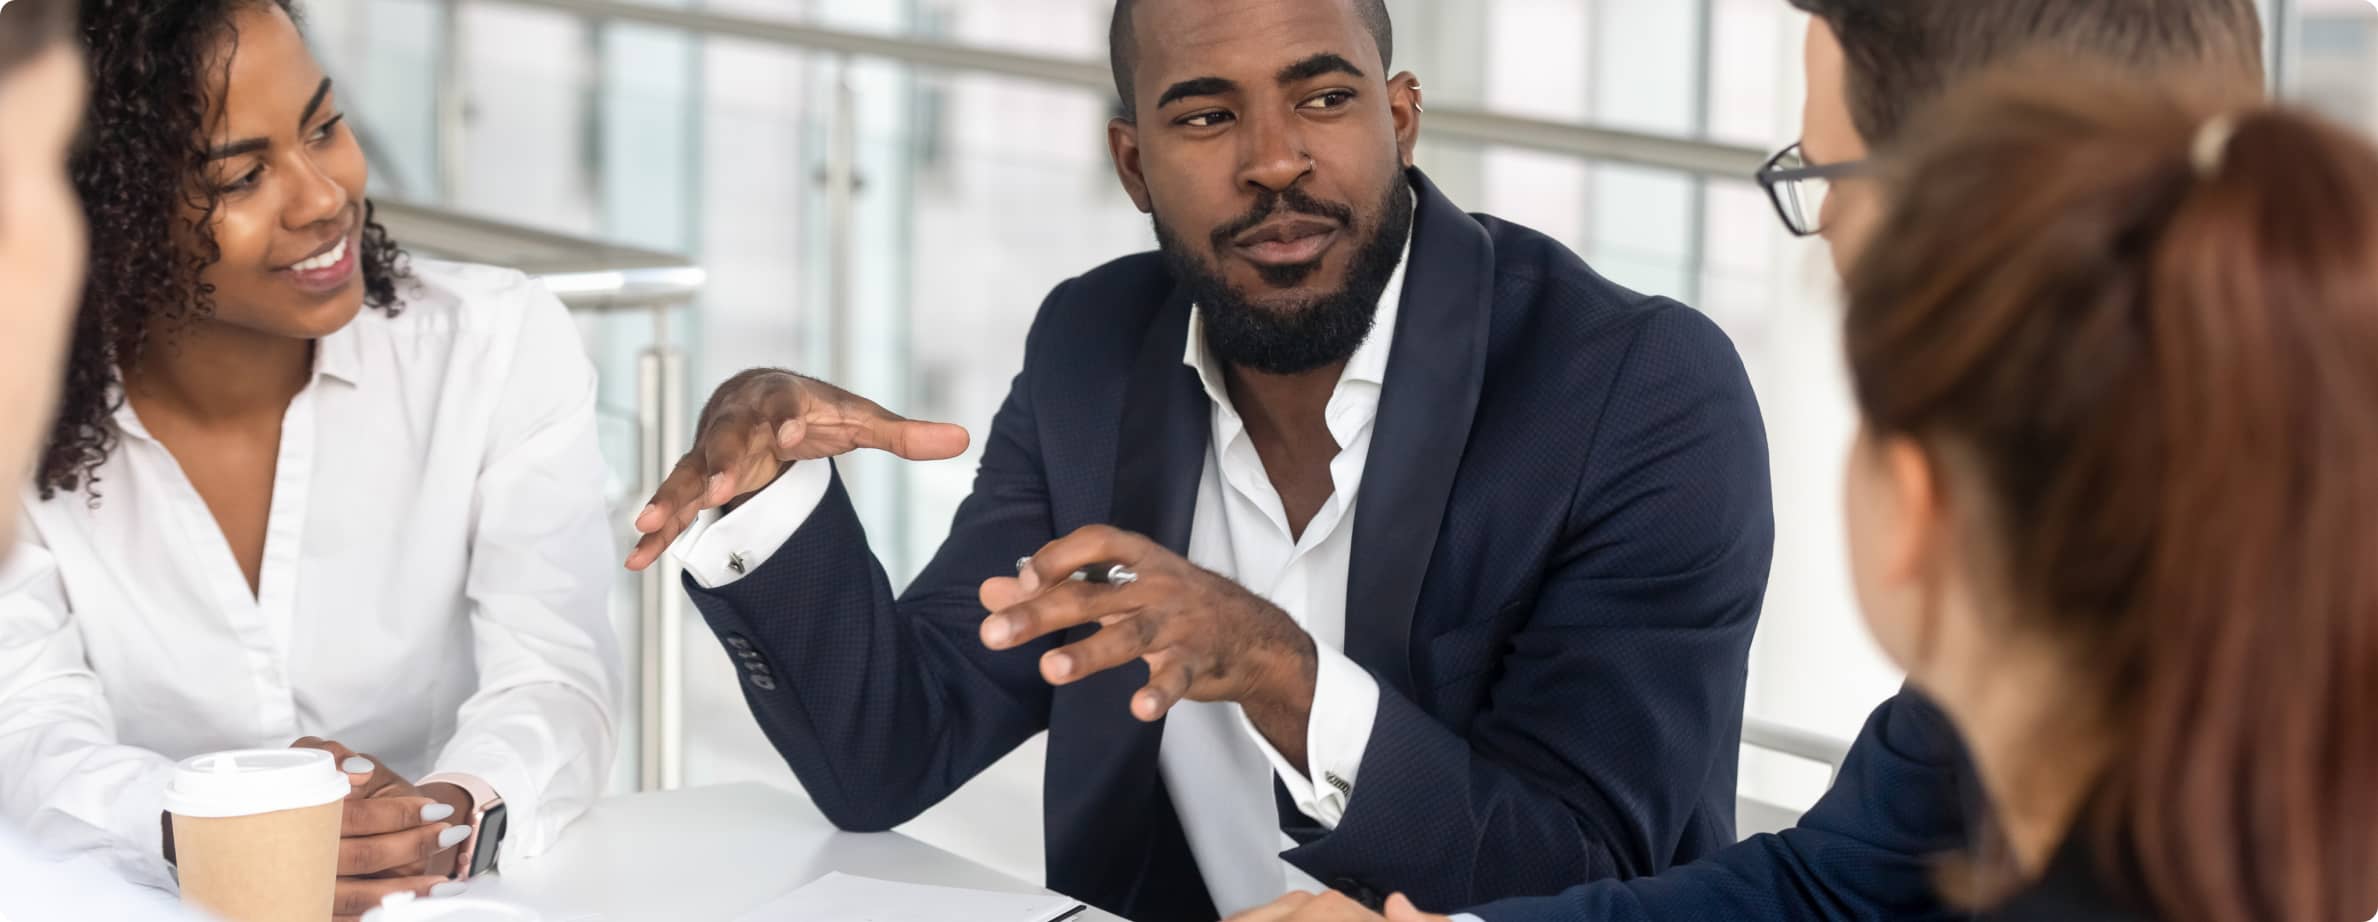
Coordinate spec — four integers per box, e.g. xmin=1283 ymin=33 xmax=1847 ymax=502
xmin=299 ymin=0 xmax=1917 ymax=868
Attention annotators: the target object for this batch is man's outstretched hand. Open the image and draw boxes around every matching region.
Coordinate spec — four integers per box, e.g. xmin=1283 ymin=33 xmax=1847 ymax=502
xmin=625 ymin=369 xmax=969 ymax=571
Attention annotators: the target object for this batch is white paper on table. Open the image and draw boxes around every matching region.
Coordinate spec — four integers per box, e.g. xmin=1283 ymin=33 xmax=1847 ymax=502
xmin=734 ymin=872 xmax=1083 ymax=922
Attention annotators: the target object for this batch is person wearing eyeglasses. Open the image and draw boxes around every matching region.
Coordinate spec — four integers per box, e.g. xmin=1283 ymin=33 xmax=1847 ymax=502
xmin=1229 ymin=2 xmax=2269 ymax=921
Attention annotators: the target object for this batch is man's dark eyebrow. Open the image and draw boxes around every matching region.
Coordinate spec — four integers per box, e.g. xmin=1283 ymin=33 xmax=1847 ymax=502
xmin=299 ymin=77 xmax=332 ymax=126
xmin=206 ymin=78 xmax=335 ymax=162
xmin=1277 ymin=53 xmax=1363 ymax=85
xmin=1157 ymin=76 xmax=1238 ymax=109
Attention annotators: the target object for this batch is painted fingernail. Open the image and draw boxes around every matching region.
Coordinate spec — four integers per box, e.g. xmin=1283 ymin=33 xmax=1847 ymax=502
xmin=438 ymin=825 xmax=473 ymax=849
xmin=1046 ymin=653 xmax=1073 ymax=679
xmin=421 ymin=803 xmax=455 ymax=823
xmin=342 ymin=757 xmax=374 ymax=774
xmin=430 ymin=881 xmax=470 ymax=898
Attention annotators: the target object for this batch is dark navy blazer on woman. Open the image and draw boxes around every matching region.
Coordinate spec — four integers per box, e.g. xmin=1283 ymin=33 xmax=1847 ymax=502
xmin=1469 ymin=688 xmax=1984 ymax=922
xmin=683 ymin=169 xmax=1776 ymax=922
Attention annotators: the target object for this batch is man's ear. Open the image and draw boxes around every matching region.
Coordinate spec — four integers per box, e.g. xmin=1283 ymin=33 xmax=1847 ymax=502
xmin=1108 ymin=117 xmax=1154 ymax=213
xmin=1388 ymin=71 xmax=1423 ymax=168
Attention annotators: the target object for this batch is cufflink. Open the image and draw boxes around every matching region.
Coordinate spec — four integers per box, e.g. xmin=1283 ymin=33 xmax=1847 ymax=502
xmin=1324 ymin=772 xmax=1352 ymax=797
xmin=728 ymin=553 xmax=748 ymax=575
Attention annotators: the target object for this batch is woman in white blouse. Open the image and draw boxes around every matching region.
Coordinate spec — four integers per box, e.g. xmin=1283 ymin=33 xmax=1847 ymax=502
xmin=0 ymin=0 xmax=620 ymax=916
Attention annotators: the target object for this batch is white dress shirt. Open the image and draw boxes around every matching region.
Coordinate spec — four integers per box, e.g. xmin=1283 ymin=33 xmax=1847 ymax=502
xmin=672 ymin=233 xmax=1410 ymax=916
xmin=0 ymin=259 xmax=620 ymax=887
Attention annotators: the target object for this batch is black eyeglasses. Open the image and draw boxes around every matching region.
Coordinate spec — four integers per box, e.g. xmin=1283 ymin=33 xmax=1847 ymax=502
xmin=1756 ymin=142 xmax=1870 ymax=237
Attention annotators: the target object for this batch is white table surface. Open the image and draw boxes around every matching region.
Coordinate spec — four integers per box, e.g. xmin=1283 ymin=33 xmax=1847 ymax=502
xmin=473 ymin=783 xmax=1127 ymax=922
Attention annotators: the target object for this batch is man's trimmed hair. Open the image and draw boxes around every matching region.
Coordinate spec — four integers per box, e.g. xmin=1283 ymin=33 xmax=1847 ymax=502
xmin=1109 ymin=0 xmax=1393 ymax=121
xmin=1790 ymin=0 xmax=2265 ymax=144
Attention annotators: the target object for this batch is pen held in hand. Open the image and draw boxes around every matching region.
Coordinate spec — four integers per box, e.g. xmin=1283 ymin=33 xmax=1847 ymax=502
xmin=1015 ymin=557 xmax=1139 ymax=586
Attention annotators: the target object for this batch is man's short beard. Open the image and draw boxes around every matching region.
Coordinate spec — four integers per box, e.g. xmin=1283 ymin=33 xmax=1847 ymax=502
xmin=1155 ymin=180 xmax=1414 ymax=375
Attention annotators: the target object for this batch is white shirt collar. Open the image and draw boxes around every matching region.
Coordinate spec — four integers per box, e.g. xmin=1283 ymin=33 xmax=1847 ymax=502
xmin=1181 ymin=197 xmax=1415 ymax=417
xmin=315 ymin=317 xmax=367 ymax=386
xmin=105 ymin=302 xmax=383 ymax=440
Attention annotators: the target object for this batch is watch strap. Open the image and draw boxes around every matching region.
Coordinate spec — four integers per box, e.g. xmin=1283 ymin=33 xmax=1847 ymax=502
xmin=420 ymin=772 xmax=503 ymax=880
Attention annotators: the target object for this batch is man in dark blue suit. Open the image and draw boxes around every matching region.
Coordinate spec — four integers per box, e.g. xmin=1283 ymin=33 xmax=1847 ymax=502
xmin=623 ymin=1 xmax=1772 ymax=919
xmin=1232 ymin=2 xmax=2270 ymax=922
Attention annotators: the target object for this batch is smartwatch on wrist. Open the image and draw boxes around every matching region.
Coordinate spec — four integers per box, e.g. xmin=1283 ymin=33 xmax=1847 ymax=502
xmin=420 ymin=773 xmax=506 ymax=881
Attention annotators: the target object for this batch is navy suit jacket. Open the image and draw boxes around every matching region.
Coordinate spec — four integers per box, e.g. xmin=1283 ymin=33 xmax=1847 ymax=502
xmin=683 ymin=169 xmax=1775 ymax=922
xmin=1470 ymin=688 xmax=1983 ymax=922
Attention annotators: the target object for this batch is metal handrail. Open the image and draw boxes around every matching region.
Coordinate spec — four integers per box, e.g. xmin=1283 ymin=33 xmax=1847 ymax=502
xmin=1742 ymin=717 xmax=1852 ymax=785
xmin=375 ymin=199 xmax=698 ymax=795
xmin=473 ymin=0 xmax=1770 ymax=181
xmin=374 ymin=201 xmax=708 ymax=309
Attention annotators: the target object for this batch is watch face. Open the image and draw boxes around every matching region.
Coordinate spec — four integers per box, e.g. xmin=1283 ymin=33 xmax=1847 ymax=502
xmin=473 ymin=804 xmax=509 ymax=876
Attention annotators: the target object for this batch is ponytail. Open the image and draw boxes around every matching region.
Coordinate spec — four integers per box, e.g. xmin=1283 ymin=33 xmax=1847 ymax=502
xmin=2120 ymin=106 xmax=2378 ymax=922
xmin=1844 ymin=73 xmax=2378 ymax=922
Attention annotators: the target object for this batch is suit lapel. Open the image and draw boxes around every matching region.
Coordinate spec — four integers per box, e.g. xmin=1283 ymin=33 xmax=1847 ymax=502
xmin=1065 ymin=286 xmax=1205 ymax=788
xmin=1044 ymin=288 xmax=1212 ymax=914
xmin=1109 ymin=288 xmax=1208 ymax=558
xmin=1344 ymin=168 xmax=1496 ymax=697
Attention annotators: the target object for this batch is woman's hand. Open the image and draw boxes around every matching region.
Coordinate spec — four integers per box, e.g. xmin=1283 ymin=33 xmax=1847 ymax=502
xmin=291 ymin=738 xmax=471 ymax=920
xmin=1224 ymin=892 xmax=1452 ymax=922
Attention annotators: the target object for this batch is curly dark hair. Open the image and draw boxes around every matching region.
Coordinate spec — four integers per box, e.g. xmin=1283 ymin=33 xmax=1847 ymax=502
xmin=43 ymin=0 xmax=410 ymax=500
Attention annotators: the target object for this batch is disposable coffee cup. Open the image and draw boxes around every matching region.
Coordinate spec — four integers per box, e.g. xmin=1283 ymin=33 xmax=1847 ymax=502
xmin=163 ymin=749 xmax=351 ymax=922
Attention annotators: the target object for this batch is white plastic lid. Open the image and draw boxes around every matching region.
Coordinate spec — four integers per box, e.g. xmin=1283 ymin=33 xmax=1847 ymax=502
xmin=364 ymin=894 xmax=544 ymax=922
xmin=160 ymin=749 xmax=352 ymax=818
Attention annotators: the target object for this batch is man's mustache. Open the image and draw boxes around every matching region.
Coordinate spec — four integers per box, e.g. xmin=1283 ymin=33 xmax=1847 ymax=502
xmin=1208 ymin=186 xmax=1357 ymax=250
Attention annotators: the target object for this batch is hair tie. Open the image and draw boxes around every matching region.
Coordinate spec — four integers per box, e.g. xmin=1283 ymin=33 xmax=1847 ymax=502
xmin=2191 ymin=114 xmax=2243 ymax=178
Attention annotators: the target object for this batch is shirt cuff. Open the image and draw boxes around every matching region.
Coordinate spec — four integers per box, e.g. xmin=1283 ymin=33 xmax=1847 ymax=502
xmin=1239 ymin=643 xmax=1380 ymax=829
xmin=669 ymin=460 xmax=833 ymax=589
xmin=1451 ymin=915 xmax=1487 ymax=922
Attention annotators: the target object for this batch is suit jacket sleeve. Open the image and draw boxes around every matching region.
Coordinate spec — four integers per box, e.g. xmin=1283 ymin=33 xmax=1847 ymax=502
xmin=679 ymin=282 xmax=1078 ymax=832
xmin=1464 ymin=689 xmax=1975 ymax=922
xmin=1283 ymin=305 xmax=1774 ymax=907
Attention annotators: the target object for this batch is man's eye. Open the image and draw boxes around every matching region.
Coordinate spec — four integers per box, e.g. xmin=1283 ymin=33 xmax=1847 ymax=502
xmin=1180 ymin=111 xmax=1235 ymax=128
